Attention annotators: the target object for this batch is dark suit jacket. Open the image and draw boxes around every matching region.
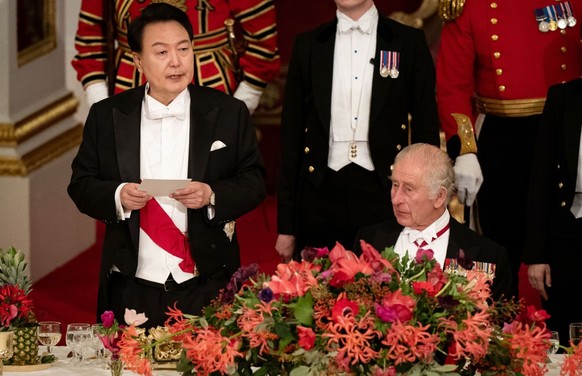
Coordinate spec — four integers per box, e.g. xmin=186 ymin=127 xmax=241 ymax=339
xmin=524 ymin=79 xmax=582 ymax=265
xmin=277 ymin=15 xmax=440 ymax=235
xmin=68 ymin=84 xmax=266 ymax=299
xmin=354 ymin=218 xmax=513 ymax=300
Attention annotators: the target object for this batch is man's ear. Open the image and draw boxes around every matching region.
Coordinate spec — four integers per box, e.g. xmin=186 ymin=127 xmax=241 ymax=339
xmin=434 ymin=187 xmax=448 ymax=209
xmin=133 ymin=52 xmax=143 ymax=72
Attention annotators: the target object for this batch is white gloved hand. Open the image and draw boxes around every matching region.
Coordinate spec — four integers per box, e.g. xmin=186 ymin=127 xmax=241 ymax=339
xmin=454 ymin=153 xmax=483 ymax=207
xmin=85 ymin=82 xmax=109 ymax=107
xmin=233 ymin=81 xmax=263 ymax=114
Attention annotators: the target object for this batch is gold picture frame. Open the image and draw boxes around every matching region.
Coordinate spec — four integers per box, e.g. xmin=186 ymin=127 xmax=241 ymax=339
xmin=17 ymin=0 xmax=56 ymax=67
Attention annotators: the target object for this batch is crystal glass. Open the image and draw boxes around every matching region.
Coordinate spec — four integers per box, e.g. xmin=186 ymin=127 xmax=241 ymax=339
xmin=90 ymin=324 xmax=105 ymax=367
xmin=38 ymin=321 xmax=62 ymax=355
xmin=66 ymin=323 xmax=91 ymax=365
xmin=0 ymin=331 xmax=14 ymax=376
xmin=570 ymin=322 xmax=582 ymax=346
xmin=547 ymin=331 xmax=560 ymax=355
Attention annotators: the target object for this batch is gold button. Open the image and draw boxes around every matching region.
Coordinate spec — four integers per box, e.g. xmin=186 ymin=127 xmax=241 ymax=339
xmin=490 ymin=18 xmax=498 ymax=24
xmin=561 ymin=201 xmax=566 ymax=207
xmin=558 ymin=182 xmax=564 ymax=189
xmin=561 ymin=46 xmax=567 ymax=53
xmin=491 ymin=34 xmax=499 ymax=41
xmin=496 ymin=68 xmax=503 ymax=75
xmin=561 ymin=64 xmax=567 ymax=71
xmin=493 ymin=52 xmax=501 ymax=59
xmin=561 ymin=29 xmax=567 ymax=35
xmin=396 ymin=144 xmax=402 ymax=151
xmin=308 ymin=166 xmax=315 ymax=173
xmin=401 ymin=124 xmax=406 ymax=130
xmin=490 ymin=2 xmax=497 ymax=9
xmin=304 ymin=147 xmax=310 ymax=154
xmin=498 ymin=85 xmax=506 ymax=92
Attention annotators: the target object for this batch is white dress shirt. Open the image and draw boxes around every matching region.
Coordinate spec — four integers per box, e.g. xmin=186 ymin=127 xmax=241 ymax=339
xmin=394 ymin=210 xmax=451 ymax=266
xmin=114 ymin=85 xmax=195 ymax=284
xmin=328 ymin=6 xmax=378 ymax=171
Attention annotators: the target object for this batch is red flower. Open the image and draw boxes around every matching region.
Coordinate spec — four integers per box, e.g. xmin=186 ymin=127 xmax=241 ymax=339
xmin=331 ymin=296 xmax=360 ymax=323
xmin=0 ymin=284 xmax=33 ymax=328
xmin=515 ymin=305 xmax=550 ymax=326
xmin=412 ymin=281 xmax=439 ymax=297
xmin=297 ymin=326 xmax=316 ymax=350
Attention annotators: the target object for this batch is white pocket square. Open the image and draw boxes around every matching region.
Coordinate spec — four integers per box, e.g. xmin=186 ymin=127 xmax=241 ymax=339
xmin=210 ymin=140 xmax=227 ymax=151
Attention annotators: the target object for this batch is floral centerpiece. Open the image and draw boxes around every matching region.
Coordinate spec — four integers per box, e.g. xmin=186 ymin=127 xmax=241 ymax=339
xmin=0 ymin=246 xmax=45 ymax=366
xmin=117 ymin=242 xmax=579 ymax=376
xmin=95 ymin=309 xmax=148 ymax=376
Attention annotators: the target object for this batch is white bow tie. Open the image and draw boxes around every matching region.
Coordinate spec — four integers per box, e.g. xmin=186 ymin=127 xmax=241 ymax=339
xmin=146 ymin=107 xmax=185 ymax=120
xmin=337 ymin=18 xmax=372 ymax=34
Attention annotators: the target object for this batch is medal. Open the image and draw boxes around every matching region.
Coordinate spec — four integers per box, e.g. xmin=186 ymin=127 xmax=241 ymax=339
xmin=380 ymin=50 xmax=400 ymax=79
xmin=380 ymin=66 xmax=389 ymax=78
xmin=547 ymin=5 xmax=558 ymax=31
xmin=557 ymin=4 xmax=568 ymax=29
xmin=535 ymin=8 xmax=550 ymax=32
xmin=564 ymin=1 xmax=577 ymax=27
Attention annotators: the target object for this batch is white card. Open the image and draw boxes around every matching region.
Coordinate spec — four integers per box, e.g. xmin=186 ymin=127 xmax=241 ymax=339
xmin=138 ymin=179 xmax=191 ymax=197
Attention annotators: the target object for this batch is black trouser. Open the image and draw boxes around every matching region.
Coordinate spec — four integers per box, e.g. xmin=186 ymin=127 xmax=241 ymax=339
xmin=296 ymin=163 xmax=395 ymax=255
xmin=106 ymin=269 xmax=228 ymax=328
xmin=544 ymin=211 xmax=582 ymax=348
xmin=477 ymin=115 xmax=540 ymax=299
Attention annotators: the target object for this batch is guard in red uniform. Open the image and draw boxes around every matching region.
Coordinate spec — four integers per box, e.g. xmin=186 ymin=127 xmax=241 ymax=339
xmin=436 ymin=0 xmax=582 ymax=298
xmin=72 ymin=0 xmax=280 ymax=113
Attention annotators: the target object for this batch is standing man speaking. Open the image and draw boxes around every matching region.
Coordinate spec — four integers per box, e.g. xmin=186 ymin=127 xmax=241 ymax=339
xmin=68 ymin=3 xmax=265 ymax=328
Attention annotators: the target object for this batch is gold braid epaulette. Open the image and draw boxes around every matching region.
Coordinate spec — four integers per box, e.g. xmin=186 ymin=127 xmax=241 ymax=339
xmin=438 ymin=0 xmax=467 ymax=21
xmin=451 ymin=113 xmax=478 ymax=154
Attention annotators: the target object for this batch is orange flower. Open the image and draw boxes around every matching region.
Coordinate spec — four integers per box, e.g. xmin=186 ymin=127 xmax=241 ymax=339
xmin=382 ymin=321 xmax=439 ymax=365
xmin=323 ymin=312 xmax=381 ymax=370
xmin=505 ymin=322 xmax=549 ymax=376
xmin=118 ymin=326 xmax=152 ymax=376
xmin=561 ymin=341 xmax=582 ymax=376
xmin=265 ymin=260 xmax=320 ymax=297
xmin=181 ymin=327 xmax=242 ymax=376
xmin=441 ymin=310 xmax=492 ymax=361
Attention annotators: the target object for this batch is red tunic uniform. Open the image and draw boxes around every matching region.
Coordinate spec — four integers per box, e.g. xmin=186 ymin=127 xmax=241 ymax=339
xmin=72 ymin=0 xmax=280 ymax=95
xmin=437 ymin=0 xmax=582 ymax=140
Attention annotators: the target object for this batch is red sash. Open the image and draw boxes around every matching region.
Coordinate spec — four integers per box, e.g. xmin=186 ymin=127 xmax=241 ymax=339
xmin=140 ymin=199 xmax=195 ymax=273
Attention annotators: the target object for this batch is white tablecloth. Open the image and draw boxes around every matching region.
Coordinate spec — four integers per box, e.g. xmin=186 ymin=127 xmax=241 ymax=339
xmin=2 ymin=348 xmax=566 ymax=375
xmin=3 ymin=347 xmax=180 ymax=376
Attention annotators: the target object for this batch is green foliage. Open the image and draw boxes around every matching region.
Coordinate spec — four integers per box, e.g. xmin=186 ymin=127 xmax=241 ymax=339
xmin=0 ymin=246 xmax=32 ymax=294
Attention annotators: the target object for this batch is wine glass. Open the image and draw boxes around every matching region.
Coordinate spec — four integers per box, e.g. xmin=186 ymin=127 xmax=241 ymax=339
xmin=547 ymin=331 xmax=560 ymax=355
xmin=570 ymin=322 xmax=582 ymax=346
xmin=66 ymin=323 xmax=91 ymax=365
xmin=38 ymin=321 xmax=62 ymax=355
xmin=89 ymin=324 xmax=105 ymax=367
xmin=0 ymin=331 xmax=14 ymax=374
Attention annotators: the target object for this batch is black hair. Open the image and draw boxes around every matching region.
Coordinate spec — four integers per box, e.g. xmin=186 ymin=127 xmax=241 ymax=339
xmin=128 ymin=3 xmax=194 ymax=52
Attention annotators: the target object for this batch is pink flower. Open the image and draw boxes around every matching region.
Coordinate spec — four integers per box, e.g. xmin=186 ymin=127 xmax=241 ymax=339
xmin=124 ymin=309 xmax=148 ymax=326
xmin=375 ymin=290 xmax=416 ymax=323
xmin=297 ymin=326 xmax=316 ymax=350
xmin=415 ymin=249 xmax=434 ymax=264
xmin=100 ymin=311 xmax=115 ymax=328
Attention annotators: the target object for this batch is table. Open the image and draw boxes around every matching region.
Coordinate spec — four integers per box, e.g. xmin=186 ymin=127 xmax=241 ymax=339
xmin=3 ymin=347 xmax=180 ymax=375
xmin=2 ymin=348 xmax=566 ymax=375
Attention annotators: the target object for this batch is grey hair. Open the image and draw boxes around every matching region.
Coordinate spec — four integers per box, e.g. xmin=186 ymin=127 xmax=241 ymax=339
xmin=393 ymin=143 xmax=455 ymax=202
